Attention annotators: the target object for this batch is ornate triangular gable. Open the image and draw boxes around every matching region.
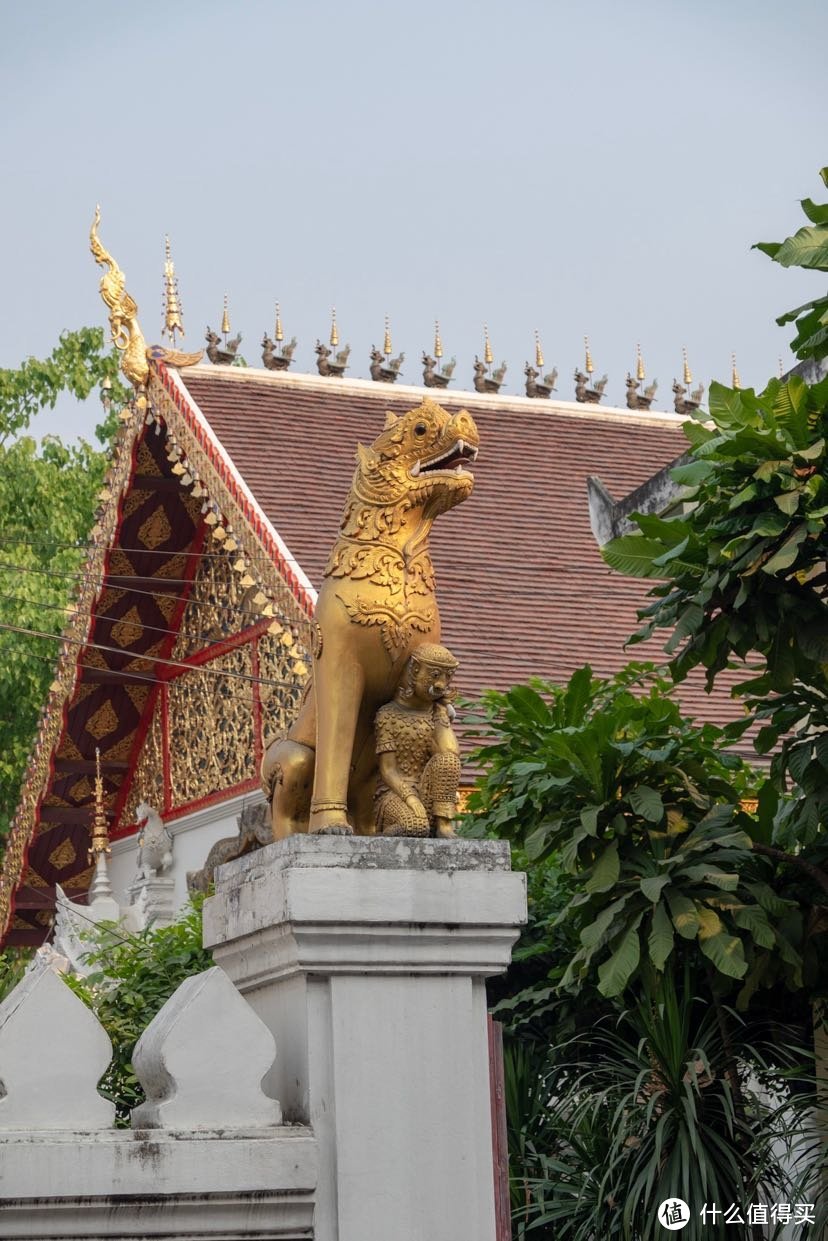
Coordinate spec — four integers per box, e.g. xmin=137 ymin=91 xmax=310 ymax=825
xmin=0 ymin=360 xmax=314 ymax=946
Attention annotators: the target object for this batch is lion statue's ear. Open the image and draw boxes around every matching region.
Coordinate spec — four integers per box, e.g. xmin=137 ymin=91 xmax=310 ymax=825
xmin=356 ymin=442 xmax=376 ymax=471
xmin=383 ymin=411 xmax=400 ymax=430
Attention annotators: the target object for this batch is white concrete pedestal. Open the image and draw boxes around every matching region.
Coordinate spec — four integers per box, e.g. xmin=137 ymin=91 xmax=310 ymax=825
xmin=203 ymin=836 xmax=526 ymax=1241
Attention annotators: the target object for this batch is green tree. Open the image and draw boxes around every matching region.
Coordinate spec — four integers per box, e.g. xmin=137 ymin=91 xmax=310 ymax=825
xmin=602 ymin=371 xmax=828 ymax=864
xmin=0 ymin=328 xmax=126 ymax=842
xmin=468 ymin=667 xmax=814 ymax=1240
xmin=755 ymin=166 xmax=828 ymax=364
xmin=64 ymin=897 xmax=213 ymax=1125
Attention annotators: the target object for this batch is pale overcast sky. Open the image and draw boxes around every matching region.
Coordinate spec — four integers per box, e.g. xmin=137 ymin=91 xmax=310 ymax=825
xmin=1 ymin=0 xmax=825 ymax=441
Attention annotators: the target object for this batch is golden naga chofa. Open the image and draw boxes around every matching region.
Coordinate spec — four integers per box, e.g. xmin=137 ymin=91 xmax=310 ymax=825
xmin=90 ymin=207 xmax=202 ymax=404
xmin=90 ymin=205 xmax=150 ymax=398
xmin=262 ymin=397 xmax=479 ymax=836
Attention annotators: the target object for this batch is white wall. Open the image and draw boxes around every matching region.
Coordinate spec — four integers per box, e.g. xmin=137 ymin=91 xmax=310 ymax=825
xmin=109 ymin=790 xmax=268 ymax=912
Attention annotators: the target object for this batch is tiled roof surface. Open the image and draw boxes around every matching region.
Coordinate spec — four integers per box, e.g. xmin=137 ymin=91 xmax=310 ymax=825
xmin=181 ymin=368 xmax=742 ymax=739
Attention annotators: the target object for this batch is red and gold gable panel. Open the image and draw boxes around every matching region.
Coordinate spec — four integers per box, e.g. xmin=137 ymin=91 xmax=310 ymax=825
xmin=120 ymin=544 xmax=308 ymax=825
xmin=6 ymin=428 xmax=203 ymax=944
xmin=2 ymin=368 xmax=314 ymax=948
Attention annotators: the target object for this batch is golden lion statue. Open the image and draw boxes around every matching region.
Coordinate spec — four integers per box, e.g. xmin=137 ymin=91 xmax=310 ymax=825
xmin=261 ymin=398 xmax=479 ymax=836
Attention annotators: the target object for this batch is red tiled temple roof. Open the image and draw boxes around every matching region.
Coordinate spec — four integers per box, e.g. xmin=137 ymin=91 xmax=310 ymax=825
xmin=180 ymin=367 xmax=739 ymax=735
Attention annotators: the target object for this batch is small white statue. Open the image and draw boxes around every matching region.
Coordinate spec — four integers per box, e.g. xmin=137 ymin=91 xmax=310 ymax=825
xmin=135 ymin=803 xmax=173 ymax=880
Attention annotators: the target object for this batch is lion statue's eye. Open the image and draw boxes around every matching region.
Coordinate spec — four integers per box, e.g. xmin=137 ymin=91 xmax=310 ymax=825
xmin=414 ymin=422 xmax=427 ymax=436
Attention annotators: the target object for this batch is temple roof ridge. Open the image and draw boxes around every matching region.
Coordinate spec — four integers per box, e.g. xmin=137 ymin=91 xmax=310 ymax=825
xmin=179 ymin=362 xmax=688 ymax=428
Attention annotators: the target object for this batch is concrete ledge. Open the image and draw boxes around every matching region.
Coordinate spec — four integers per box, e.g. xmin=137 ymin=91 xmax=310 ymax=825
xmin=0 ymin=1128 xmax=317 ymax=1238
xmin=214 ymin=835 xmax=512 ymax=883
xmin=204 ymin=838 xmax=526 ymax=969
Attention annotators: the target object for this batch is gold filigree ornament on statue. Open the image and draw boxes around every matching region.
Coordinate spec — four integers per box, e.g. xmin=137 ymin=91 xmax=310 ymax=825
xmin=261 ymin=397 xmax=479 ymax=838
xmin=374 ymin=643 xmax=461 ymax=839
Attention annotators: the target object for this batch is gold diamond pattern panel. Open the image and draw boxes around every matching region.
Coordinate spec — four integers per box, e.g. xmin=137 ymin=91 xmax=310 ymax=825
xmin=48 ymin=838 xmax=77 ymax=871
xmin=168 ymin=646 xmax=256 ymax=807
xmin=138 ymin=506 xmax=173 ymax=550
xmin=85 ymin=700 xmax=119 ymax=740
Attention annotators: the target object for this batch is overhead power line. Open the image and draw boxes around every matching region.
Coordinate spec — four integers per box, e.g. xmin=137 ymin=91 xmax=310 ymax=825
xmin=0 ymin=621 xmax=308 ymax=692
xmin=0 ymin=533 xmax=314 ymax=573
xmin=0 ymin=588 xmax=272 ymax=659
xmin=0 ymin=558 xmax=304 ymax=632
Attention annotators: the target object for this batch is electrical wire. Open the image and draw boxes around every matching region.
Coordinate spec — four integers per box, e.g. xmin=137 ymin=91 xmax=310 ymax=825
xmin=0 ymin=533 xmax=314 ymax=572
xmin=0 ymin=620 xmax=308 ymax=692
xmin=0 ymin=588 xmax=270 ymax=658
xmin=0 ymin=644 xmax=291 ymax=712
xmin=0 ymin=557 xmax=305 ymax=632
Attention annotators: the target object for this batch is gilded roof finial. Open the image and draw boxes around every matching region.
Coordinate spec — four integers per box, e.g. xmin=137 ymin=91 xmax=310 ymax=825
xmin=221 ymin=294 xmax=231 ymax=339
xmin=330 ymin=307 xmax=339 ymax=348
xmin=731 ymin=352 xmax=741 ymax=389
xmin=88 ymin=747 xmax=111 ymax=864
xmin=535 ymin=331 xmax=544 ymax=369
xmin=434 ymin=320 xmax=443 ymax=360
xmin=162 ymin=235 xmax=185 ymax=346
xmin=89 ymin=205 xmax=149 ymax=398
xmin=383 ymin=315 xmax=392 ymax=357
xmin=484 ymin=324 xmax=493 ymax=366
xmin=636 ymin=343 xmax=645 ymax=382
xmin=584 ymin=336 xmax=594 ymax=375
xmin=682 ymin=346 xmax=692 ymax=387
xmin=275 ymin=302 xmax=284 ymax=343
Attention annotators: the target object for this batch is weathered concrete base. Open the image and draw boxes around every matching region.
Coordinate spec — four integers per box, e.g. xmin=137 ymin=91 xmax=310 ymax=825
xmin=204 ymin=836 xmax=527 ymax=1241
xmin=0 ymin=1128 xmax=317 ymax=1238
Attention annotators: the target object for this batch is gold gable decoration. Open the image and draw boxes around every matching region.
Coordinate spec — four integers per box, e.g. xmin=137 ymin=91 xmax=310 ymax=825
xmin=172 ymin=544 xmax=252 ymax=660
xmin=122 ymin=705 xmax=164 ymax=826
xmin=168 ymin=646 xmax=257 ymax=806
xmin=257 ymin=630 xmax=308 ymax=748
xmin=148 ymin=370 xmax=313 ymax=654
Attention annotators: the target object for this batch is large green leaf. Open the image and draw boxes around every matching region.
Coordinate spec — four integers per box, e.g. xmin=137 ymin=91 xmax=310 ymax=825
xmin=601 ymin=534 xmax=669 ymax=579
xmin=761 ymin=523 xmax=806 ymax=574
xmin=732 ymin=905 xmax=775 ymax=950
xmin=586 ymin=841 xmax=620 ymax=893
xmin=629 ymin=785 xmax=664 ymax=823
xmin=641 ymin=875 xmax=670 ymax=902
xmin=597 ymin=918 xmax=642 ymax=997
xmin=698 ymin=930 xmax=748 ymax=979
xmin=800 ymin=197 xmax=828 ymax=225
xmin=648 ymin=901 xmax=674 ymax=970
xmin=770 ymin=223 xmax=828 ymax=271
xmin=665 ymin=891 xmax=700 ymax=940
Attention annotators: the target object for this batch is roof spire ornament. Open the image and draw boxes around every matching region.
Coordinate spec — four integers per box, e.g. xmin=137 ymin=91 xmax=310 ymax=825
xmin=434 ymin=320 xmax=443 ymax=360
xmin=87 ymin=748 xmax=111 ymax=865
xmin=584 ymin=336 xmax=594 ymax=376
xmin=525 ymin=336 xmax=558 ymax=399
xmin=221 ymin=294 xmax=231 ymax=341
xmin=330 ymin=307 xmax=339 ymax=348
xmin=682 ymin=345 xmax=692 ymax=386
xmin=383 ymin=315 xmax=392 ymax=357
xmin=275 ymin=302 xmax=284 ymax=343
xmin=483 ymin=324 xmax=493 ymax=366
xmin=162 ymin=235 xmax=185 ymax=345
xmin=731 ymin=352 xmax=741 ymax=389
xmin=636 ymin=343 xmax=645 ymax=382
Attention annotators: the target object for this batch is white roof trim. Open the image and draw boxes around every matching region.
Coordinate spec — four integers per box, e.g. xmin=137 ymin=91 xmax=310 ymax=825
xmin=164 ymin=365 xmax=318 ymax=606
